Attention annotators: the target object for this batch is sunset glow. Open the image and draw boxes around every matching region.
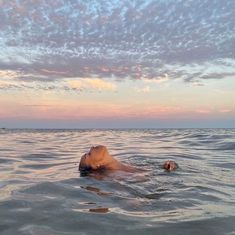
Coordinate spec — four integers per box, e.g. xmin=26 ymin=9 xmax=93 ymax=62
xmin=0 ymin=1 xmax=234 ymax=128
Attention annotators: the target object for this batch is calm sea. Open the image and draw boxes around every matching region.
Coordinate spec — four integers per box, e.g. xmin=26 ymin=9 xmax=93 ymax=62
xmin=0 ymin=129 xmax=234 ymax=235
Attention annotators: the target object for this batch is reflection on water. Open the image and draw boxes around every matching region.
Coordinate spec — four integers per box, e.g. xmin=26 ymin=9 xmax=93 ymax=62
xmin=81 ymin=186 xmax=112 ymax=196
xmin=89 ymin=208 xmax=109 ymax=213
xmin=0 ymin=129 xmax=235 ymax=235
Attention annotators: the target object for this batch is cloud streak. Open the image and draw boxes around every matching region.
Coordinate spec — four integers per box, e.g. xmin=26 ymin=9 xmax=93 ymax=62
xmin=67 ymin=78 xmax=117 ymax=91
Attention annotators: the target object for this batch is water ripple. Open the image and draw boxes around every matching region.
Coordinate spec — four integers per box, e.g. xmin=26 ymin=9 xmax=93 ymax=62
xmin=0 ymin=129 xmax=235 ymax=234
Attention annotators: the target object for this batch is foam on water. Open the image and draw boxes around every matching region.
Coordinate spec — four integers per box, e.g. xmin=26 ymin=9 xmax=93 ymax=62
xmin=0 ymin=129 xmax=235 ymax=235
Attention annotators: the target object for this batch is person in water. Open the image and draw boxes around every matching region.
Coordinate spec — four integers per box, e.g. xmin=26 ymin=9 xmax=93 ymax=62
xmin=79 ymin=145 xmax=178 ymax=174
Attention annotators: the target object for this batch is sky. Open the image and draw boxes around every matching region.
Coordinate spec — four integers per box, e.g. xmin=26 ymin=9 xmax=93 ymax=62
xmin=0 ymin=0 xmax=235 ymax=128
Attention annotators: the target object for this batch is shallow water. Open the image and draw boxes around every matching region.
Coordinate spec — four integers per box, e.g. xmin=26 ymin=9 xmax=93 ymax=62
xmin=0 ymin=129 xmax=234 ymax=235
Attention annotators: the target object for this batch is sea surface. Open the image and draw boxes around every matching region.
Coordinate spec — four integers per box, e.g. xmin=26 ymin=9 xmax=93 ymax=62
xmin=0 ymin=129 xmax=234 ymax=235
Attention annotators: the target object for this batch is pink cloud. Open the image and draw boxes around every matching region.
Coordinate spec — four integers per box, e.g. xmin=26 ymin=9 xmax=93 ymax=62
xmin=219 ymin=109 xmax=232 ymax=113
xmin=196 ymin=109 xmax=211 ymax=114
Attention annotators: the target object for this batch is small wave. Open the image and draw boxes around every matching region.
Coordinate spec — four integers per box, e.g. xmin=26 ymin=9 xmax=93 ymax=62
xmin=184 ymin=133 xmax=210 ymax=139
xmin=0 ymin=148 xmax=14 ymax=152
xmin=22 ymin=153 xmax=57 ymax=161
xmin=20 ymin=161 xmax=70 ymax=170
xmin=18 ymin=140 xmax=36 ymax=144
xmin=0 ymin=158 xmax=18 ymax=164
xmin=144 ymin=192 xmax=165 ymax=200
xmin=184 ymin=184 xmax=232 ymax=201
xmin=20 ymin=181 xmax=94 ymax=200
xmin=215 ymin=142 xmax=235 ymax=150
xmin=212 ymin=162 xmax=235 ymax=169
xmin=209 ymin=134 xmax=234 ymax=140
xmin=170 ymin=153 xmax=204 ymax=160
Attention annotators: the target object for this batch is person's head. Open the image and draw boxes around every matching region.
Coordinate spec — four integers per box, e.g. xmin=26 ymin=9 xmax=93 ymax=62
xmin=163 ymin=160 xmax=178 ymax=171
xmin=79 ymin=145 xmax=111 ymax=173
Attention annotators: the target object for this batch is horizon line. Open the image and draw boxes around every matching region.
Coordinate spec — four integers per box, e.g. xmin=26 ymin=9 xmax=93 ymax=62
xmin=1 ymin=127 xmax=234 ymax=130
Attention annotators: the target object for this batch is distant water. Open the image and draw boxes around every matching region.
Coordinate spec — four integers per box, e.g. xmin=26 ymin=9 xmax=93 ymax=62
xmin=0 ymin=129 xmax=235 ymax=235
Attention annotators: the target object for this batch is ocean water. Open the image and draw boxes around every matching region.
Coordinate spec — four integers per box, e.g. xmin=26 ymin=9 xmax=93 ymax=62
xmin=0 ymin=129 xmax=234 ymax=235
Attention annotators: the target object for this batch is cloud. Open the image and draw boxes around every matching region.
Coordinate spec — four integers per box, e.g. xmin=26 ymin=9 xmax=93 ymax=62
xmin=143 ymin=74 xmax=169 ymax=84
xmin=195 ymin=109 xmax=234 ymax=115
xmin=67 ymin=78 xmax=117 ymax=91
xmin=0 ymin=69 xmax=58 ymax=83
xmin=200 ymin=72 xmax=235 ymax=80
xmin=0 ymin=70 xmax=21 ymax=79
xmin=0 ymin=0 xmax=234 ymax=84
xmin=0 ymin=80 xmax=20 ymax=89
xmin=196 ymin=109 xmax=211 ymax=114
xmin=219 ymin=109 xmax=232 ymax=113
xmin=0 ymin=71 xmax=117 ymax=92
xmin=40 ymin=69 xmax=70 ymax=76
